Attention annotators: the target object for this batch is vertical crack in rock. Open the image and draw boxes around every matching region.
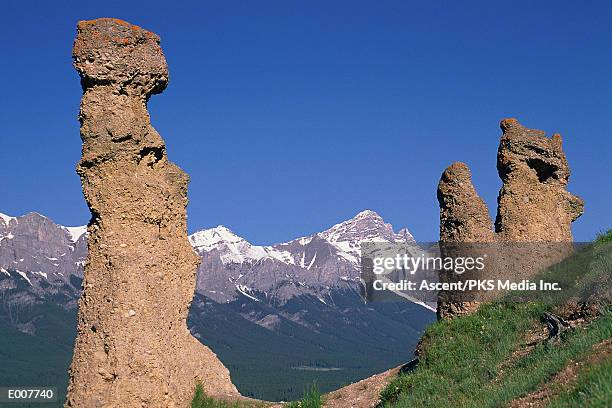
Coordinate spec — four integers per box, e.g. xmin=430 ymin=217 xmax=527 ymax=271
xmin=66 ymin=18 xmax=237 ymax=408
xmin=436 ymin=119 xmax=584 ymax=319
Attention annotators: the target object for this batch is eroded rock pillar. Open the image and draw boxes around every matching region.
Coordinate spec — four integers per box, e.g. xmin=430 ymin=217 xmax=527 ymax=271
xmin=436 ymin=162 xmax=495 ymax=319
xmin=495 ymin=118 xmax=584 ymax=241
xmin=66 ymin=18 xmax=237 ymax=408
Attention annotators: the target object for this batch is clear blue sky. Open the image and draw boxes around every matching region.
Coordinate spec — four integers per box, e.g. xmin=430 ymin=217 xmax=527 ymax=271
xmin=1 ymin=0 xmax=610 ymax=243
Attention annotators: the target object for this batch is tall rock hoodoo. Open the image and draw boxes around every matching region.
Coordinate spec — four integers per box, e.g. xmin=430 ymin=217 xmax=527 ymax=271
xmin=66 ymin=18 xmax=237 ymax=408
xmin=436 ymin=162 xmax=496 ymax=318
xmin=437 ymin=119 xmax=584 ymax=319
xmin=495 ymin=118 xmax=584 ymax=241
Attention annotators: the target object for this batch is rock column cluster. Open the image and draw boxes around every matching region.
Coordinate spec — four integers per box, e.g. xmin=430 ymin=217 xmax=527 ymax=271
xmin=437 ymin=119 xmax=584 ymax=319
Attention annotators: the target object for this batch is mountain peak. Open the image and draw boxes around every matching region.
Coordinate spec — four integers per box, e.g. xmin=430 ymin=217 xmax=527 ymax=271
xmin=353 ymin=209 xmax=381 ymax=219
xmin=319 ymin=209 xmax=413 ymax=244
xmin=189 ymin=225 xmax=294 ymax=265
xmin=348 ymin=210 xmax=389 ymax=225
xmin=1 ymin=211 xmax=54 ymax=225
xmin=395 ymin=227 xmax=415 ymax=242
xmin=23 ymin=211 xmax=49 ymax=220
xmin=189 ymin=225 xmax=246 ymax=251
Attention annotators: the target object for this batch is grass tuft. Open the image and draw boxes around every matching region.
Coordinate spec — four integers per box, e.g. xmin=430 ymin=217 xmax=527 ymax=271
xmin=595 ymin=228 xmax=612 ymax=244
xmin=286 ymin=382 xmax=322 ymax=408
xmin=191 ymin=382 xmax=322 ymax=408
xmin=191 ymin=383 xmax=251 ymax=408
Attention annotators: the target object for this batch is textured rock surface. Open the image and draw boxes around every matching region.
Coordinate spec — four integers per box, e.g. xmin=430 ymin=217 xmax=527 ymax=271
xmin=495 ymin=118 xmax=584 ymax=241
xmin=437 ymin=162 xmax=496 ymax=243
xmin=436 ymin=119 xmax=584 ymax=319
xmin=65 ymin=18 xmax=237 ymax=408
xmin=436 ymin=162 xmax=495 ymax=318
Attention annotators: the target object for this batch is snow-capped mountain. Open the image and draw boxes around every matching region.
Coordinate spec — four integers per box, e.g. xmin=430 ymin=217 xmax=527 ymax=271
xmin=190 ymin=210 xmax=412 ymax=267
xmin=189 ymin=226 xmax=295 ymax=265
xmin=191 ymin=210 xmax=416 ymax=304
xmin=0 ymin=209 xmax=417 ymax=306
xmin=191 ymin=210 xmax=412 ymax=265
xmin=0 ymin=212 xmax=87 ymax=307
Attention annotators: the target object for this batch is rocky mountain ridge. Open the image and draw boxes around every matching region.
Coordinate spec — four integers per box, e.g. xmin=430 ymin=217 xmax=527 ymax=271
xmin=0 ymin=209 xmax=416 ymax=306
xmin=0 ymin=212 xmax=87 ymax=308
xmin=192 ymin=210 xmax=415 ymax=304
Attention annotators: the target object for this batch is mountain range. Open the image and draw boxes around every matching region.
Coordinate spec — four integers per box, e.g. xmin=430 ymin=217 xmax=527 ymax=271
xmin=0 ymin=209 xmax=434 ymax=400
xmin=0 ymin=209 xmax=424 ymax=310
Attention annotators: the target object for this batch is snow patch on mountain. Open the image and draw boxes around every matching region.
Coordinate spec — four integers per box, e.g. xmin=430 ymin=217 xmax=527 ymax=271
xmin=0 ymin=233 xmax=15 ymax=243
xmin=299 ymin=252 xmax=317 ymax=269
xmin=16 ymin=270 xmax=32 ymax=285
xmin=235 ymin=284 xmax=260 ymax=302
xmin=0 ymin=212 xmax=17 ymax=226
xmin=64 ymin=226 xmax=87 ymax=242
xmin=32 ymin=271 xmax=48 ymax=279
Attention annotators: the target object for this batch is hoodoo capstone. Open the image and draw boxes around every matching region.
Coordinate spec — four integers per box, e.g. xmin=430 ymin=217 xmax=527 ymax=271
xmin=436 ymin=119 xmax=584 ymax=319
xmin=66 ymin=18 xmax=237 ymax=408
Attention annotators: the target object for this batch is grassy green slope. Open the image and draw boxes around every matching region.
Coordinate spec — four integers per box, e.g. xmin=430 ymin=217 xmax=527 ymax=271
xmin=547 ymin=358 xmax=611 ymax=407
xmin=379 ymin=232 xmax=612 ymax=408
